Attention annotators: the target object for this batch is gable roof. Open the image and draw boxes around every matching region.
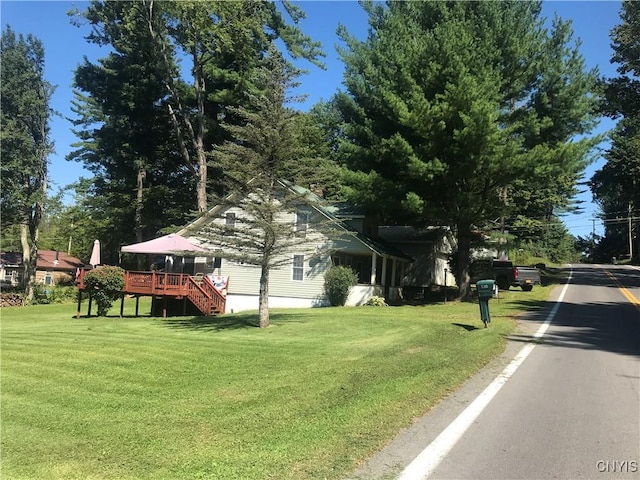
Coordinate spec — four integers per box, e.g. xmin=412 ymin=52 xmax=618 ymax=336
xmin=1 ymin=251 xmax=83 ymax=271
xmin=177 ymin=182 xmax=412 ymax=262
xmin=378 ymin=226 xmax=449 ymax=243
xmin=38 ymin=250 xmax=84 ymax=270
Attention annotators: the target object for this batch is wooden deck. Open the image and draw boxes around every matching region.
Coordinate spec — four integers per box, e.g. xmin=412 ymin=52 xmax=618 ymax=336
xmin=76 ymin=269 xmax=227 ymax=317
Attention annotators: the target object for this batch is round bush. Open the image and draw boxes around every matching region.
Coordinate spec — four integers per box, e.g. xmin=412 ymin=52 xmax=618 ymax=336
xmin=364 ymin=295 xmax=388 ymax=307
xmin=84 ymin=266 xmax=125 ymax=316
xmin=324 ymin=265 xmax=357 ymax=306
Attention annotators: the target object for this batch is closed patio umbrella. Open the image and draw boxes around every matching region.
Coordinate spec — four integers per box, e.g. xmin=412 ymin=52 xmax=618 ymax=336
xmin=89 ymin=239 xmax=100 ymax=267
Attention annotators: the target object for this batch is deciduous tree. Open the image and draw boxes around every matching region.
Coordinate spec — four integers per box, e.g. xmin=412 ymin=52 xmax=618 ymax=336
xmin=1 ymin=26 xmax=54 ymax=301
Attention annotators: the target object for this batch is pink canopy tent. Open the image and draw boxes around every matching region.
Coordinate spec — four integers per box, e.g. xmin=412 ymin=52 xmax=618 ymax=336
xmin=120 ymin=234 xmax=208 ymax=256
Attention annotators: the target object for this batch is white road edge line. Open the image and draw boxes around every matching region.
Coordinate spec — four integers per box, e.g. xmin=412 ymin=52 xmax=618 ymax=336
xmin=397 ymin=267 xmax=574 ymax=480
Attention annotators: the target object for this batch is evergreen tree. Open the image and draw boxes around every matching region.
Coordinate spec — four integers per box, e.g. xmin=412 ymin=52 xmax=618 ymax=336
xmin=334 ymin=1 xmax=600 ymax=298
xmin=191 ymin=51 xmax=338 ymax=328
xmin=69 ymin=1 xmax=192 ymax=254
xmin=592 ymin=0 xmax=640 ymax=260
xmin=509 ymin=16 xmax=602 ymax=245
xmin=70 ymin=0 xmax=325 ymax=254
xmin=142 ymin=0 xmax=325 ymax=213
xmin=0 ymin=26 xmax=54 ymax=301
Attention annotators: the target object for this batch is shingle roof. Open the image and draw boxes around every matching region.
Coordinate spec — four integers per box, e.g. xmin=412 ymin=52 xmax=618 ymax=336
xmin=378 ymin=226 xmax=448 ymax=243
xmin=37 ymin=250 xmax=84 ymax=270
xmin=1 ymin=250 xmax=83 ymax=271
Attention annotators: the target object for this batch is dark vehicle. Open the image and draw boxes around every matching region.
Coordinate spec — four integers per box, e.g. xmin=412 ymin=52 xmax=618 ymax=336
xmin=471 ymin=259 xmax=541 ymax=291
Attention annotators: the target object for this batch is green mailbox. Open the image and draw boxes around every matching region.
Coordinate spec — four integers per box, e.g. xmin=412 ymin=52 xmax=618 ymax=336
xmin=476 ymin=279 xmax=496 ymax=328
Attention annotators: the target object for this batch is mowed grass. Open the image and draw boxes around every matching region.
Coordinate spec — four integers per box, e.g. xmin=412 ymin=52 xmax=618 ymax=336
xmin=1 ymin=283 xmax=557 ymax=480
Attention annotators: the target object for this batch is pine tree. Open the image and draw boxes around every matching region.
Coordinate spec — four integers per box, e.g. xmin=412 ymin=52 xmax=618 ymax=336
xmin=142 ymin=0 xmax=325 ymax=213
xmin=192 ymin=51 xmax=338 ymax=328
xmin=592 ymin=0 xmax=640 ymax=260
xmin=334 ymin=1 xmax=600 ymax=298
xmin=68 ymin=1 xmax=192 ymax=257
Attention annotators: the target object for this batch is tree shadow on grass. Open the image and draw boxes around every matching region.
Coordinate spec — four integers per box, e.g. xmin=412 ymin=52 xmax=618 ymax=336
xmin=160 ymin=310 xmax=314 ymax=331
xmin=162 ymin=314 xmax=259 ymax=331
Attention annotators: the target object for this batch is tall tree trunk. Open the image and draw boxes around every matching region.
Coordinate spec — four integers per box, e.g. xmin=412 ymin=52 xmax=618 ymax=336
xmin=457 ymin=224 xmax=473 ymax=302
xmin=21 ymin=220 xmax=40 ymax=303
xmin=258 ymin=263 xmax=269 ymax=328
xmin=193 ymin=50 xmax=208 ymax=213
xmin=22 ymin=162 xmax=45 ymax=303
xmin=20 ymin=223 xmax=33 ymax=301
xmin=135 ymin=167 xmax=146 ymax=243
xmin=143 ymin=0 xmax=204 ymax=211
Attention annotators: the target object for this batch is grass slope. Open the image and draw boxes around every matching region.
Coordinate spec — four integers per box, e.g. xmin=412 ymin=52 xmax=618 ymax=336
xmin=1 ymin=283 xmax=557 ymax=479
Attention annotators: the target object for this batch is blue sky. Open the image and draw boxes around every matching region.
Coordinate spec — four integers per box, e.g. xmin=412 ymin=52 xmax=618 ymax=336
xmin=1 ymin=1 xmax=623 ymax=238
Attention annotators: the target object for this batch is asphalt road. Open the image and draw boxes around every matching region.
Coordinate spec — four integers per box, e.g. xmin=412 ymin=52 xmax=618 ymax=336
xmin=351 ymin=264 xmax=640 ymax=480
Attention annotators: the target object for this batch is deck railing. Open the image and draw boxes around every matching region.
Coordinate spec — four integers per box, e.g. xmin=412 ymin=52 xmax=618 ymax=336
xmin=76 ymin=268 xmax=226 ymax=315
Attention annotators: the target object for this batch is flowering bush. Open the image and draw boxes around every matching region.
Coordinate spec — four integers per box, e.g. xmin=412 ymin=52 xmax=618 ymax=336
xmin=364 ymin=295 xmax=388 ymax=307
xmin=84 ymin=266 xmax=125 ymax=316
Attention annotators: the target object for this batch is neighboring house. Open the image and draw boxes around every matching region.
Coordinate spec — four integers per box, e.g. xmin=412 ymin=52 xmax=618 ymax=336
xmin=378 ymin=226 xmax=457 ymax=292
xmin=0 ymin=252 xmax=23 ymax=287
xmin=177 ymin=187 xmax=414 ymax=313
xmin=0 ymin=250 xmax=83 ymax=287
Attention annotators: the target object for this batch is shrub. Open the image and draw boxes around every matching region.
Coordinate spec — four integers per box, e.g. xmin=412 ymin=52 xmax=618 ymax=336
xmin=31 ymin=285 xmax=88 ymax=305
xmin=84 ymin=266 xmax=125 ymax=316
xmin=324 ymin=265 xmax=357 ymax=306
xmin=48 ymin=286 xmax=80 ymax=304
xmin=31 ymin=284 xmax=51 ymax=305
xmin=364 ymin=295 xmax=388 ymax=307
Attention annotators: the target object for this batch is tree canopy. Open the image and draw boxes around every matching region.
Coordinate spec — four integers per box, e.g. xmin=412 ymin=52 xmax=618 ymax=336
xmin=333 ymin=1 xmax=600 ymax=298
xmin=192 ymin=50 xmax=339 ymax=327
xmin=1 ymin=26 xmax=54 ymax=300
xmin=592 ymin=0 xmax=640 ymax=260
xmin=67 ymin=0 xmax=326 ymax=264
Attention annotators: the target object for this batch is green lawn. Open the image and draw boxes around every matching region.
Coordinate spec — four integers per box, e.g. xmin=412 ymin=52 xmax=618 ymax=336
xmin=1 ymin=282 xmax=558 ymax=479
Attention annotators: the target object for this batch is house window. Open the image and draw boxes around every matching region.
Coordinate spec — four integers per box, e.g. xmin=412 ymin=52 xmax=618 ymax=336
xmin=225 ymin=212 xmax=236 ymax=228
xmin=44 ymin=271 xmax=53 ymax=285
xmin=292 ymin=254 xmax=304 ymax=281
xmin=295 ymin=211 xmax=309 ymax=236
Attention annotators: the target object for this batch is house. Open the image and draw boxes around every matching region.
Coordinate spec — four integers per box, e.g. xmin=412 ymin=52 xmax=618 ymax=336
xmin=0 ymin=252 xmax=22 ymax=287
xmin=176 ymin=187 xmax=414 ymax=313
xmin=378 ymin=226 xmax=457 ymax=291
xmin=0 ymin=250 xmax=84 ymax=287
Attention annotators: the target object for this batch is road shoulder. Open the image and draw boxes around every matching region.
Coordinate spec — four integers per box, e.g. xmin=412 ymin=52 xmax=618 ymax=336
xmin=347 ymin=281 xmax=567 ymax=480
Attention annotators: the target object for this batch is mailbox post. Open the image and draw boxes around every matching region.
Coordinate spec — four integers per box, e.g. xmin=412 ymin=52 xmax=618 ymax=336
xmin=476 ymin=279 xmax=497 ymax=328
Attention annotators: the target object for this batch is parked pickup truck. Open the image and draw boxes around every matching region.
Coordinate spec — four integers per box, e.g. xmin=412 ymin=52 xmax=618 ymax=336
xmin=470 ymin=259 xmax=541 ymax=291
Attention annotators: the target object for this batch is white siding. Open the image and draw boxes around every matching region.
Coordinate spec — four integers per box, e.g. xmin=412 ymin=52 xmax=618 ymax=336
xmin=183 ymin=198 xmax=392 ymax=310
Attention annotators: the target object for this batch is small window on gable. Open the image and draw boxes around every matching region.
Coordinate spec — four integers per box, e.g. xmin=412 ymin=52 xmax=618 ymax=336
xmin=295 ymin=211 xmax=309 ymax=236
xmin=225 ymin=212 xmax=236 ymax=228
xmin=292 ymin=254 xmax=304 ymax=281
